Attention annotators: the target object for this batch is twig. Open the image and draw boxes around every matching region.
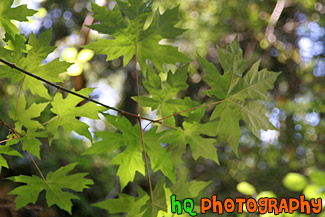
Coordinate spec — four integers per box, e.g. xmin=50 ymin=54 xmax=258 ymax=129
xmin=0 ymin=116 xmax=58 ymax=144
xmin=24 ymin=116 xmax=58 ymax=137
xmin=1 ymin=120 xmax=23 ymax=137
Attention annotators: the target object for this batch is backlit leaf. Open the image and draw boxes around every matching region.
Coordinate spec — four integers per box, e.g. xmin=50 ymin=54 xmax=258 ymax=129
xmin=84 ymin=0 xmax=189 ymax=71
xmin=8 ymin=163 xmax=93 ymax=214
xmin=199 ymin=38 xmax=280 ymax=154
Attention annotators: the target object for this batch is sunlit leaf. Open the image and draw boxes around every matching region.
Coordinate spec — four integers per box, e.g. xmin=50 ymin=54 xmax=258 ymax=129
xmin=199 ymin=38 xmax=280 ymax=154
xmin=8 ymin=163 xmax=93 ymax=214
xmin=84 ymin=0 xmax=189 ymax=71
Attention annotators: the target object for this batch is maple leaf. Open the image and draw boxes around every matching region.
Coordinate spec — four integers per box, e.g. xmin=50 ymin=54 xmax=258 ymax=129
xmin=110 ymin=141 xmax=146 ymax=190
xmin=94 ymin=187 xmax=150 ymax=217
xmin=157 ymin=174 xmax=211 ymax=217
xmin=170 ymin=178 xmax=211 ymax=200
xmin=48 ymin=88 xmax=106 ymax=141
xmin=142 ymin=178 xmax=168 ymax=217
xmin=199 ymin=38 xmax=280 ymax=155
xmin=83 ymin=114 xmax=176 ymax=188
xmin=0 ymin=145 xmax=22 ymax=173
xmin=8 ymin=163 xmax=93 ymax=214
xmin=84 ymin=0 xmax=189 ymax=71
xmin=8 ymin=94 xmax=49 ymax=131
xmin=143 ymin=127 xmax=176 ymax=183
xmin=5 ymin=93 xmax=49 ymax=158
xmin=6 ymin=130 xmax=47 ymax=159
xmin=161 ymin=121 xmax=219 ymax=165
xmin=0 ymin=0 xmax=36 ymax=35
xmin=94 ymin=179 xmax=167 ymax=217
xmin=89 ymin=114 xmax=146 ymax=189
xmin=136 ymin=65 xmax=200 ymax=126
xmin=0 ymin=30 xmax=71 ymax=99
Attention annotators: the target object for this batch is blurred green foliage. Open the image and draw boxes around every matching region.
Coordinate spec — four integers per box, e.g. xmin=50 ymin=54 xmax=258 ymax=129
xmin=0 ymin=0 xmax=324 ymax=216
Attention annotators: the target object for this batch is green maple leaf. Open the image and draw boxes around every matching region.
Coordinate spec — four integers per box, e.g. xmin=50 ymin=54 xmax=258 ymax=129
xmin=21 ymin=30 xmax=71 ymax=99
xmin=83 ymin=114 xmax=176 ymax=188
xmin=170 ymin=175 xmax=211 ymax=200
xmin=82 ymin=114 xmax=140 ymax=156
xmin=143 ymin=127 xmax=176 ymax=183
xmin=6 ymin=94 xmax=49 ymax=158
xmin=6 ymin=130 xmax=47 ymax=159
xmin=83 ymin=115 xmax=145 ymax=189
xmin=110 ymin=141 xmax=146 ymax=189
xmin=48 ymin=88 xmax=106 ymax=141
xmin=199 ymin=38 xmax=280 ymax=155
xmin=9 ymin=94 xmax=49 ymax=131
xmin=0 ymin=145 xmax=22 ymax=173
xmin=94 ymin=187 xmax=150 ymax=217
xmin=0 ymin=30 xmax=71 ymax=99
xmin=158 ymin=174 xmax=211 ymax=217
xmin=209 ymin=100 xmax=241 ymax=156
xmin=161 ymin=121 xmax=219 ymax=165
xmin=0 ymin=34 xmax=28 ymax=81
xmin=8 ymin=163 xmax=93 ymax=214
xmin=94 ymin=179 xmax=167 ymax=217
xmin=183 ymin=121 xmax=219 ymax=164
xmin=142 ymin=178 xmax=168 ymax=217
xmin=136 ymin=65 xmax=200 ymax=126
xmin=109 ymin=117 xmax=176 ymax=185
xmin=0 ymin=0 xmax=36 ymax=35
xmin=84 ymin=0 xmax=189 ymax=71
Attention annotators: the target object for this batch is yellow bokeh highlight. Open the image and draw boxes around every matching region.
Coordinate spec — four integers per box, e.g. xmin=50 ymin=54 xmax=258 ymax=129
xmin=61 ymin=48 xmax=95 ymax=76
xmin=77 ymin=49 xmax=94 ymax=63
xmin=67 ymin=63 xmax=83 ymax=76
xmin=35 ymin=7 xmax=47 ymax=19
xmin=62 ymin=47 xmax=78 ymax=63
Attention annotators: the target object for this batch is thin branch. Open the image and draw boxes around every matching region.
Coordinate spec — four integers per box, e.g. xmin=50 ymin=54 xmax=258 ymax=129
xmin=0 ymin=58 xmax=158 ymax=123
xmin=1 ymin=120 xmax=23 ymax=137
xmin=0 ymin=59 xmax=226 ymax=127
xmin=134 ymin=51 xmax=154 ymax=203
xmin=0 ymin=116 xmax=58 ymax=144
xmin=24 ymin=116 xmax=58 ymax=137
xmin=0 ymin=119 xmax=46 ymax=182
xmin=0 ymin=137 xmax=13 ymax=144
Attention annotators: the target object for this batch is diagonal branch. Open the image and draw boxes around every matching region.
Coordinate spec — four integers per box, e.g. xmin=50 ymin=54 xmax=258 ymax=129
xmin=0 ymin=58 xmax=158 ymax=123
xmin=0 ymin=59 xmax=226 ymax=128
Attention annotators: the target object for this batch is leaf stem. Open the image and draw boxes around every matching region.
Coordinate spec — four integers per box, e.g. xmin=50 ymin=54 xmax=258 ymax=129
xmin=134 ymin=51 xmax=154 ymax=203
xmin=0 ymin=119 xmax=46 ymax=182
